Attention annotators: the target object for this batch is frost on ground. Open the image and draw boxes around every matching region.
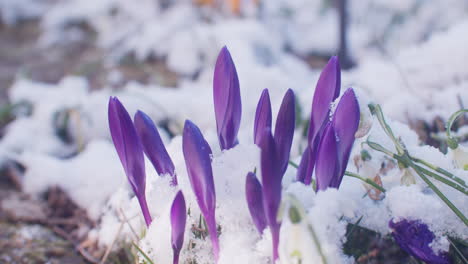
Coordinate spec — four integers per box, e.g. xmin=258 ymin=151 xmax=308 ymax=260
xmin=0 ymin=1 xmax=467 ymax=264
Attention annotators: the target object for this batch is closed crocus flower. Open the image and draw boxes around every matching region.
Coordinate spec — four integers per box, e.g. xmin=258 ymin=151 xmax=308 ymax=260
xmin=274 ymin=89 xmax=296 ymax=175
xmin=315 ymin=88 xmax=360 ymax=191
xmin=213 ymin=46 xmax=242 ymax=151
xmin=297 ymin=56 xmax=341 ymax=185
xmin=245 ymin=171 xmax=267 ymax=234
xmin=134 ymin=110 xmax=177 ymax=185
xmin=182 ymin=120 xmax=219 ymax=261
xmin=254 ymin=89 xmax=272 ymax=146
xmin=108 ymin=97 xmax=152 ymax=227
xmin=170 ymin=190 xmax=187 ymax=264
xmin=254 ymin=89 xmax=295 ymax=175
xmin=389 ymin=219 xmax=450 ymax=264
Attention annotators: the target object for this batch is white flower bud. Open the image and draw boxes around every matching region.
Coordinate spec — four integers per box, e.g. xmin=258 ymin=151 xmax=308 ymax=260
xmin=278 ymin=197 xmax=324 ymax=264
xmin=400 ymin=168 xmax=416 ymax=186
xmin=451 ymin=145 xmax=468 ymax=170
xmin=352 ymin=87 xmax=373 ymax=138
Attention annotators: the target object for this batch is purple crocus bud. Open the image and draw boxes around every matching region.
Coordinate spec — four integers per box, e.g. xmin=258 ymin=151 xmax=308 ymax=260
xmin=108 ymin=97 xmax=152 ymax=227
xmin=253 ymin=89 xmax=272 ymax=146
xmin=182 ymin=120 xmax=219 ymax=261
xmin=245 ymin=171 xmax=267 ymax=234
xmin=315 ymin=89 xmax=360 ymax=190
xmin=170 ymin=190 xmax=187 ymax=264
xmin=389 ymin=219 xmax=450 ymax=264
xmin=297 ymin=56 xmax=341 ymax=185
xmin=274 ymin=89 xmax=295 ymax=175
xmin=213 ymin=46 xmax=242 ymax=150
xmin=308 ymin=56 xmax=341 ymax=143
xmin=260 ymin=130 xmax=282 ymax=260
xmin=315 ymin=122 xmax=340 ymax=191
xmin=331 ymin=88 xmax=360 ymax=181
xmin=134 ymin=110 xmax=177 ymax=185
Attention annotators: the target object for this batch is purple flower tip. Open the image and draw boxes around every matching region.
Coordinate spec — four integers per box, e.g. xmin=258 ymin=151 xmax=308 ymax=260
xmin=213 ymin=46 xmax=242 ymax=151
xmin=254 ymin=88 xmax=272 ymax=146
xmin=274 ymin=89 xmax=295 ymax=175
xmin=108 ymin=97 xmax=152 ymax=227
xmin=171 ymin=190 xmax=187 ymax=264
xmin=182 ymin=120 xmax=219 ymax=261
xmin=308 ymin=56 xmax=341 ymax=144
xmin=389 ymin=219 xmax=450 ymax=264
xmin=245 ymin=171 xmax=267 ymax=234
xmin=134 ymin=110 xmax=177 ymax=185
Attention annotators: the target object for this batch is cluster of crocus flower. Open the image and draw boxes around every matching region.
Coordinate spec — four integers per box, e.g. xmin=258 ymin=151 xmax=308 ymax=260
xmin=296 ymin=56 xmax=360 ymax=191
xmin=246 ymin=88 xmax=296 ymax=260
xmin=109 ymin=46 xmax=363 ymax=263
xmin=389 ymin=219 xmax=450 ymax=264
xmin=109 ymin=98 xmax=189 ymax=264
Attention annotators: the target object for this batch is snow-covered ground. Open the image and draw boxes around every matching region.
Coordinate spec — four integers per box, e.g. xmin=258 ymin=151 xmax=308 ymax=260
xmin=0 ymin=0 xmax=467 ymax=263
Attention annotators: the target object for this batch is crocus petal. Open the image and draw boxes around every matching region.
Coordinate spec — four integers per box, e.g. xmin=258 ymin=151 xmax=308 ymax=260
xmin=274 ymin=89 xmax=296 ymax=175
xmin=134 ymin=110 xmax=177 ymax=185
xmin=296 ymin=139 xmax=319 ymax=185
xmin=315 ymin=122 xmax=340 ymax=191
xmin=331 ymin=88 xmax=360 ymax=180
xmin=260 ymin=129 xmax=281 ymax=260
xmin=171 ymin=190 xmax=187 ymax=264
xmin=182 ymin=120 xmax=219 ymax=261
xmin=308 ymin=56 xmax=341 ymax=143
xmin=254 ymin=89 xmax=272 ymax=146
xmin=108 ymin=97 xmax=151 ymax=226
xmin=298 ymin=56 xmax=340 ymax=185
xmin=213 ymin=46 xmax=242 ymax=150
xmin=389 ymin=219 xmax=450 ymax=264
xmin=245 ymin=171 xmax=267 ymax=234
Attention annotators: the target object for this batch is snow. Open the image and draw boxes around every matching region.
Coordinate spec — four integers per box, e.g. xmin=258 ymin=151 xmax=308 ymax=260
xmin=1 ymin=0 xmax=468 ymax=263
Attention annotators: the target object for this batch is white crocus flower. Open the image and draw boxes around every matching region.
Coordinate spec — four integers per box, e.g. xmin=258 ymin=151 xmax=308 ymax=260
xmin=400 ymin=168 xmax=416 ymax=186
xmin=278 ymin=196 xmax=326 ymax=264
xmin=451 ymin=145 xmax=468 ymax=170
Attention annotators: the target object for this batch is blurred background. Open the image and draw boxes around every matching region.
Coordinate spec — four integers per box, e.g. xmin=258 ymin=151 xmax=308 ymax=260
xmin=0 ymin=0 xmax=467 ymax=263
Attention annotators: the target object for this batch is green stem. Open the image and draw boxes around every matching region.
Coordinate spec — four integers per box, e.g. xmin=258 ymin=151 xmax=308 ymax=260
xmin=411 ymin=156 xmax=467 ymax=187
xmin=288 ymin=160 xmax=299 ymax=169
xmin=132 ymin=242 xmax=154 ymax=264
xmin=366 ymin=141 xmax=468 ymax=195
xmin=366 ymin=141 xmax=468 ymax=226
xmin=447 ymin=237 xmax=468 ymax=263
xmin=414 ymin=164 xmax=468 ymax=195
xmin=307 ymin=221 xmax=328 ymax=264
xmin=344 ymin=171 xmax=386 ymax=193
xmin=446 ymin=109 xmax=468 ymax=149
xmin=368 ymin=104 xmax=404 ymax=154
xmin=409 ymin=157 xmax=468 ymax=226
